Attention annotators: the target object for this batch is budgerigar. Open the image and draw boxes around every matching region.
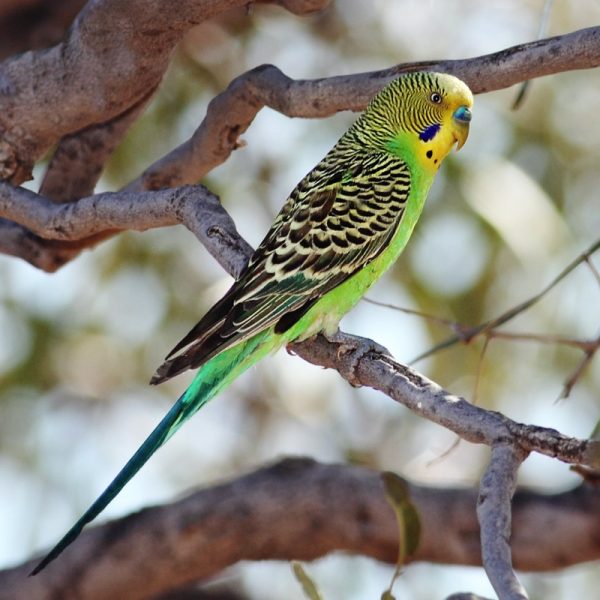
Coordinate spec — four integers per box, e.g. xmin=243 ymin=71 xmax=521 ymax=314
xmin=32 ymin=71 xmax=473 ymax=574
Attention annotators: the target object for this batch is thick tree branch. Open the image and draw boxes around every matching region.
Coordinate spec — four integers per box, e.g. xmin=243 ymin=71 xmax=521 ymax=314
xmin=39 ymin=87 xmax=157 ymax=203
xmin=1 ymin=27 xmax=598 ymax=268
xmin=1 ymin=459 xmax=599 ymax=599
xmin=0 ymin=182 xmax=252 ymax=276
xmin=0 ymin=0 xmax=331 ymax=183
xmin=0 ymin=1 xmax=84 ymax=60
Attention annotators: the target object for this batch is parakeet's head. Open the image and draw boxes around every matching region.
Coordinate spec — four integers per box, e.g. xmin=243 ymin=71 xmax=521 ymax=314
xmin=355 ymin=72 xmax=473 ymax=172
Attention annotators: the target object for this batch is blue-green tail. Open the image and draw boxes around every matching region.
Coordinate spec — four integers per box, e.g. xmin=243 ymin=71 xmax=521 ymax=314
xmin=31 ymin=332 xmax=272 ymax=575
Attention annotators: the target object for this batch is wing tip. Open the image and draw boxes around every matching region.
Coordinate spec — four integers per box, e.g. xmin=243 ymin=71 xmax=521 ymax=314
xmin=150 ymin=352 xmax=197 ymax=386
xmin=150 ymin=363 xmax=170 ymax=385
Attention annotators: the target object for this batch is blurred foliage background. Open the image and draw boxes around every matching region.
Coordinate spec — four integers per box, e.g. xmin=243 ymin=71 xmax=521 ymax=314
xmin=1 ymin=0 xmax=599 ymax=598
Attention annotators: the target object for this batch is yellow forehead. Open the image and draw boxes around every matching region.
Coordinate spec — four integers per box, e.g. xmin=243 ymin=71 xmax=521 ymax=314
xmin=433 ymin=73 xmax=474 ymax=108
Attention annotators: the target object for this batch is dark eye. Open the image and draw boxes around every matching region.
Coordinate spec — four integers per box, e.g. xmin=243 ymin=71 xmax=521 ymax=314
xmin=430 ymin=92 xmax=442 ymax=104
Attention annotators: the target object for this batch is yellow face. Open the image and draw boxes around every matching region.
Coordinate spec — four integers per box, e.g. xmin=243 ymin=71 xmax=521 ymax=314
xmin=414 ymin=73 xmax=473 ymax=174
xmin=373 ymin=72 xmax=473 ymax=174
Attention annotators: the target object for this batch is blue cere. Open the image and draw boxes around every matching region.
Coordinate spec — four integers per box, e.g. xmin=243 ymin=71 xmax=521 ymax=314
xmin=453 ymin=105 xmax=472 ymax=123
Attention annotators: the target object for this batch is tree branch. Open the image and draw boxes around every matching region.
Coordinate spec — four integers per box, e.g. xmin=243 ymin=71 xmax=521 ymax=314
xmin=0 ymin=0 xmax=331 ymax=183
xmin=129 ymin=26 xmax=600 ymax=190
xmin=39 ymin=86 xmax=157 ymax=203
xmin=1 ymin=27 xmax=597 ymax=267
xmin=1 ymin=459 xmax=599 ymax=600
xmin=292 ymin=333 xmax=600 ymax=468
xmin=0 ymin=182 xmax=252 ymax=276
xmin=477 ymin=445 xmax=529 ymax=600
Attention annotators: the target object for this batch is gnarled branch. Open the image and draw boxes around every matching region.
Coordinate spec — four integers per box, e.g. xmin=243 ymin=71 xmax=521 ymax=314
xmin=3 ymin=27 xmax=600 ymax=269
xmin=0 ymin=182 xmax=252 ymax=276
xmin=129 ymin=26 xmax=600 ymax=191
xmin=1 ymin=459 xmax=599 ymax=600
xmin=1 ymin=5 xmax=599 ymax=598
xmin=0 ymin=0 xmax=331 ymax=183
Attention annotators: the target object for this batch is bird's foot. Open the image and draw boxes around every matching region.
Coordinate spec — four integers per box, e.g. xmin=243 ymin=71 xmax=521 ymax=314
xmin=322 ymin=330 xmax=389 ymax=387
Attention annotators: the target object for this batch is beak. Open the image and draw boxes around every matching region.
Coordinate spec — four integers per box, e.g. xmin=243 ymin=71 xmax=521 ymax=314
xmin=452 ymin=105 xmax=472 ymax=150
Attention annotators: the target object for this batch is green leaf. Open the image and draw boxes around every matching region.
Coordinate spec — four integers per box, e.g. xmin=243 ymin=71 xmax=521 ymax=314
xmin=380 ymin=471 xmax=422 ymax=598
xmin=291 ymin=561 xmax=324 ymax=600
xmin=382 ymin=471 xmax=421 ymax=558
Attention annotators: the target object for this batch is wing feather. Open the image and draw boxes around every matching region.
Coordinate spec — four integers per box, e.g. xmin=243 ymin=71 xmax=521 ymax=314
xmin=151 ymin=150 xmax=411 ymax=384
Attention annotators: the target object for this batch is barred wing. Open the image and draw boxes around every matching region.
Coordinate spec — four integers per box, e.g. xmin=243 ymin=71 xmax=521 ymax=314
xmin=152 ymin=151 xmax=411 ymax=384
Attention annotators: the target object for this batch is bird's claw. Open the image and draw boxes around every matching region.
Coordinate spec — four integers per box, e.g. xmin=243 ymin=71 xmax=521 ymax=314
xmin=322 ymin=330 xmax=389 ymax=387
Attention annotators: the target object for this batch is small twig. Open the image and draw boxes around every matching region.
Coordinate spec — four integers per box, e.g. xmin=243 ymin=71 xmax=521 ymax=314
xmin=477 ymin=445 xmax=529 ymax=600
xmin=585 ymin=255 xmax=600 ymax=287
xmin=369 ymin=305 xmax=598 ymax=352
xmin=365 ymin=295 xmax=599 ymax=359
xmin=485 ymin=330 xmax=598 ymax=352
xmin=512 ymin=0 xmax=555 ymax=109
xmin=363 ymin=297 xmax=460 ymax=329
xmin=558 ymin=331 xmax=600 ymax=400
xmin=473 ymin=336 xmax=490 ymax=406
xmin=411 ymin=239 xmax=600 ymax=363
xmin=367 ymin=279 xmax=600 ymax=400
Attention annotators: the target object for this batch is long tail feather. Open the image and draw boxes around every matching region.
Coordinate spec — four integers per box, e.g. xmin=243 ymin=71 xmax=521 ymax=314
xmin=30 ymin=393 xmax=192 ymax=575
xmin=31 ymin=332 xmax=272 ymax=575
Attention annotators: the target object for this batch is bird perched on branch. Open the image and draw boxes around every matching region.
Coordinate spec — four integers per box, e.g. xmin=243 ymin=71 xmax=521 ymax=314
xmin=32 ymin=71 xmax=473 ymax=574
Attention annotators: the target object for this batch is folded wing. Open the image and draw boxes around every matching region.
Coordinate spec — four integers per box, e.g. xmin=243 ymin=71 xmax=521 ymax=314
xmin=151 ymin=151 xmax=411 ymax=384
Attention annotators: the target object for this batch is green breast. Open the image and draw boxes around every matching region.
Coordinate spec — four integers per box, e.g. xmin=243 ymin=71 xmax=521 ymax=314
xmin=283 ymin=164 xmax=434 ymax=343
